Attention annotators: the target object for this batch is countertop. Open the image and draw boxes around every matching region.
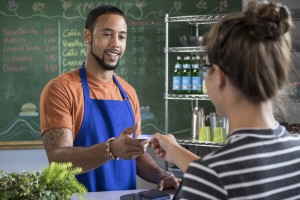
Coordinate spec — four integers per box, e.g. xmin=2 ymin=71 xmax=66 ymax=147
xmin=71 ymin=189 xmax=175 ymax=200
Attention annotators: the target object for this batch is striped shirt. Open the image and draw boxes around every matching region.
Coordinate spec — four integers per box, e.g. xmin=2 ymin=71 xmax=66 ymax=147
xmin=180 ymin=123 xmax=300 ymax=200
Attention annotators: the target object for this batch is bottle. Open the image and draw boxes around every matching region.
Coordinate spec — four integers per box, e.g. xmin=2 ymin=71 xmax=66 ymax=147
xmin=182 ymin=56 xmax=192 ymax=94
xmin=202 ymin=55 xmax=208 ymax=94
xmin=192 ymin=56 xmax=201 ymax=94
xmin=198 ymin=55 xmax=203 ymax=94
xmin=172 ymin=56 xmax=183 ymax=94
xmin=191 ymin=107 xmax=200 ymax=140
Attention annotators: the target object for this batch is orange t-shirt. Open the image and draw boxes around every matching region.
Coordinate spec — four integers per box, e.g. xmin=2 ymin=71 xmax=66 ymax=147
xmin=40 ymin=68 xmax=141 ymax=141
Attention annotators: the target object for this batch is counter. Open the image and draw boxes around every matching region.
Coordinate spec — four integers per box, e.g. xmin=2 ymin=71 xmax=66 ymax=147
xmin=71 ymin=189 xmax=175 ymax=200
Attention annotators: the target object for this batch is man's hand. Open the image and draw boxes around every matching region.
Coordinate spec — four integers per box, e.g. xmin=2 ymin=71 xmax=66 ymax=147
xmin=110 ymin=123 xmax=147 ymax=160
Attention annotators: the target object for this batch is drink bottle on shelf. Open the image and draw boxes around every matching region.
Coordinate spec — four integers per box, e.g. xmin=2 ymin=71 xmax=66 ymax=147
xmin=182 ymin=56 xmax=192 ymax=94
xmin=198 ymin=55 xmax=204 ymax=94
xmin=172 ymin=56 xmax=183 ymax=94
xmin=192 ymin=55 xmax=201 ymax=94
xmin=202 ymin=55 xmax=208 ymax=95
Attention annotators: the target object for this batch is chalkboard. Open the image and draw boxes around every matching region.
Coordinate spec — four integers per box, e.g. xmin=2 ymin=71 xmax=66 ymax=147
xmin=0 ymin=0 xmax=241 ymax=149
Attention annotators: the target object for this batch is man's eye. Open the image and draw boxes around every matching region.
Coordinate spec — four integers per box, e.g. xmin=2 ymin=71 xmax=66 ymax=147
xmin=104 ymin=33 xmax=112 ymax=37
xmin=120 ymin=35 xmax=126 ymax=40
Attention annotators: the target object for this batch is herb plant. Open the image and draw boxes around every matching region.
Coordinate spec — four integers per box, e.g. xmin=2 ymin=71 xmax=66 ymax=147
xmin=0 ymin=162 xmax=87 ymax=200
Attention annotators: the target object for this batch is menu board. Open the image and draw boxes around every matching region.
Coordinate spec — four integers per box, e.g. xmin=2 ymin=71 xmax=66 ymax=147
xmin=0 ymin=0 xmax=241 ymax=148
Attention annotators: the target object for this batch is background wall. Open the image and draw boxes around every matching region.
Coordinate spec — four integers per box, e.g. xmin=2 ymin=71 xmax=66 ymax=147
xmin=0 ymin=147 xmax=160 ymax=189
xmin=0 ymin=0 xmax=241 ymax=181
xmin=0 ymin=0 xmax=241 ymax=148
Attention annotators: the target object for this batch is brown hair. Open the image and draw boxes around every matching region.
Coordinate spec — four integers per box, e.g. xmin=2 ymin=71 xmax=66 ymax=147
xmin=205 ymin=1 xmax=293 ymax=103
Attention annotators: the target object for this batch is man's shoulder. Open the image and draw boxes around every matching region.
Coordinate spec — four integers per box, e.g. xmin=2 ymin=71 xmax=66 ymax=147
xmin=114 ymin=73 xmax=135 ymax=92
xmin=48 ymin=69 xmax=80 ymax=87
xmin=43 ymin=69 xmax=81 ymax=93
xmin=54 ymin=69 xmax=80 ymax=82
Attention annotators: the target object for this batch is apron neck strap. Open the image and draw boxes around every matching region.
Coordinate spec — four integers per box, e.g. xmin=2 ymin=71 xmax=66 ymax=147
xmin=80 ymin=63 xmax=130 ymax=101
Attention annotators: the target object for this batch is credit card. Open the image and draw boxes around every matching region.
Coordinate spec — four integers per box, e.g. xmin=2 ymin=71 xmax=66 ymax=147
xmin=137 ymin=134 xmax=153 ymax=140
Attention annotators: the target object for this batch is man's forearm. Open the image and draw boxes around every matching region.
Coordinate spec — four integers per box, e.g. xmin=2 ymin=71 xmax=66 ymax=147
xmin=42 ymin=128 xmax=111 ymax=173
xmin=46 ymin=143 xmax=111 ymax=173
xmin=136 ymin=152 xmax=164 ymax=183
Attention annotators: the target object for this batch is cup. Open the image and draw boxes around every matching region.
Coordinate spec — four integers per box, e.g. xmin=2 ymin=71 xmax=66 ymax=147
xmin=213 ymin=127 xmax=227 ymax=143
xmin=199 ymin=126 xmax=211 ymax=142
xmin=293 ymin=82 xmax=300 ymax=96
xmin=210 ymin=112 xmax=228 ymax=143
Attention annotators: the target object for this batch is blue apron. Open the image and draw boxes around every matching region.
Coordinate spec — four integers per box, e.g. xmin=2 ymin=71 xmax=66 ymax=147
xmin=74 ymin=64 xmax=136 ymax=192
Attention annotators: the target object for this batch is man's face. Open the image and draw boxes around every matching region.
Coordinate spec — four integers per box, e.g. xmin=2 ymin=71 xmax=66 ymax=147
xmin=89 ymin=14 xmax=127 ymax=70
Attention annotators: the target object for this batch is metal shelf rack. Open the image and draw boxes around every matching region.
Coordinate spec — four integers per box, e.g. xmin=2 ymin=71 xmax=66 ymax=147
xmin=164 ymin=13 xmax=222 ymax=149
xmin=176 ymin=139 xmax=224 ymax=147
xmin=166 ymin=14 xmax=226 ymax=25
xmin=165 ymin=94 xmax=210 ymax=100
xmin=163 ymin=14 xmax=300 ymax=175
xmin=280 ymin=95 xmax=300 ymax=102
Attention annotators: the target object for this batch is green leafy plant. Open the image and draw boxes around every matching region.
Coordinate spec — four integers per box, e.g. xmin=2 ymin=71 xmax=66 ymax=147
xmin=0 ymin=162 xmax=87 ymax=200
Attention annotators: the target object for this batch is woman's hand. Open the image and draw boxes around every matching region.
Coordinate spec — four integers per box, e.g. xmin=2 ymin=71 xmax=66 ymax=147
xmin=151 ymin=133 xmax=180 ymax=163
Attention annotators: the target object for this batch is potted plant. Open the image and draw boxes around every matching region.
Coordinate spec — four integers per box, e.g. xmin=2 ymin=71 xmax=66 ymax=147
xmin=0 ymin=162 xmax=87 ymax=200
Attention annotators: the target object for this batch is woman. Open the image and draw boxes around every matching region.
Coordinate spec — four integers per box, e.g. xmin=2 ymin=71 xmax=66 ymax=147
xmin=152 ymin=1 xmax=300 ymax=199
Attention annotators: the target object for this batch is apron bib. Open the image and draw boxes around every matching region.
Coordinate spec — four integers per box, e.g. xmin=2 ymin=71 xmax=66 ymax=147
xmin=74 ymin=64 xmax=136 ymax=192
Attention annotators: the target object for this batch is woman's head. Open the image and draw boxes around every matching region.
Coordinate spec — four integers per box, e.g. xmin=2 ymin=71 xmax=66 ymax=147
xmin=205 ymin=1 xmax=293 ymax=104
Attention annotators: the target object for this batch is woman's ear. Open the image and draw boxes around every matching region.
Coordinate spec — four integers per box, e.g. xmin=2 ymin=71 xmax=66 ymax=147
xmin=213 ymin=64 xmax=226 ymax=89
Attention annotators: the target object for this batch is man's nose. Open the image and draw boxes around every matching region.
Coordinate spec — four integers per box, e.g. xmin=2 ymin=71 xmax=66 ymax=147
xmin=110 ymin=35 xmax=120 ymax=47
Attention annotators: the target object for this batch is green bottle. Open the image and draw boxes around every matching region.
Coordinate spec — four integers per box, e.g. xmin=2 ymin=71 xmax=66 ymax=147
xmin=182 ymin=56 xmax=192 ymax=94
xmin=202 ymin=55 xmax=208 ymax=95
xmin=192 ymin=56 xmax=201 ymax=94
xmin=172 ymin=56 xmax=183 ymax=94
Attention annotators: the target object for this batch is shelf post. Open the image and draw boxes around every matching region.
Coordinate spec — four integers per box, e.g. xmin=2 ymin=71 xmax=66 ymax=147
xmin=164 ymin=14 xmax=169 ymax=136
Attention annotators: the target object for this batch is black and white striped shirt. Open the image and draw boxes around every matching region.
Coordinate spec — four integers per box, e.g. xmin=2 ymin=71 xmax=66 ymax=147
xmin=181 ymin=123 xmax=300 ymax=200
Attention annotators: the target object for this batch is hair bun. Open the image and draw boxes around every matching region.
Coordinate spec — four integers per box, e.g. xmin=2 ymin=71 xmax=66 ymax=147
xmin=244 ymin=1 xmax=292 ymax=40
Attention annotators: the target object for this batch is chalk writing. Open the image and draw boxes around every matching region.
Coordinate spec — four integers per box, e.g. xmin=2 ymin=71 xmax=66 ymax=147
xmin=2 ymin=27 xmax=38 ymax=36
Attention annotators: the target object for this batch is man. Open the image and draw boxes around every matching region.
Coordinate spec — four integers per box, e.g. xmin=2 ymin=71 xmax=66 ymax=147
xmin=40 ymin=5 xmax=179 ymax=192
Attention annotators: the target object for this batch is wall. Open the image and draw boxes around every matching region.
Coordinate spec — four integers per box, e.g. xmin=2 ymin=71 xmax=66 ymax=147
xmin=0 ymin=146 xmax=160 ymax=189
xmin=0 ymin=0 xmax=241 ymax=184
xmin=0 ymin=0 xmax=242 ymax=147
xmin=0 ymin=149 xmax=48 ymax=173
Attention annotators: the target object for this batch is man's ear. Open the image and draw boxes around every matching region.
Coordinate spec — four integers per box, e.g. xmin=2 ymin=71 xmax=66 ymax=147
xmin=213 ymin=64 xmax=226 ymax=89
xmin=84 ymin=29 xmax=91 ymax=44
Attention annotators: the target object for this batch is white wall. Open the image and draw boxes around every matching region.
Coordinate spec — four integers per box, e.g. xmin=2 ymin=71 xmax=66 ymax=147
xmin=0 ymin=148 xmax=49 ymax=173
xmin=0 ymin=147 xmax=161 ymax=189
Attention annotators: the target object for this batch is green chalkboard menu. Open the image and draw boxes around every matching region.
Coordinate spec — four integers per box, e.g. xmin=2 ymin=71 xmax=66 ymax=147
xmin=0 ymin=0 xmax=241 ymax=149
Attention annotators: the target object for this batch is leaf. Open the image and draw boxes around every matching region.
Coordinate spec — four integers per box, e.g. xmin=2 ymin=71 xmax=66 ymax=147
xmin=0 ymin=162 xmax=87 ymax=199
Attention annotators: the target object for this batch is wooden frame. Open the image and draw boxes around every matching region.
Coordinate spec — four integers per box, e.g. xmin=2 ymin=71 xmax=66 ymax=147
xmin=0 ymin=141 xmax=44 ymax=150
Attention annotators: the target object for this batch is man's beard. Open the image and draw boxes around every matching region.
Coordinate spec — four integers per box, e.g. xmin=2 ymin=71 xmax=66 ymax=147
xmin=91 ymin=40 xmax=120 ymax=71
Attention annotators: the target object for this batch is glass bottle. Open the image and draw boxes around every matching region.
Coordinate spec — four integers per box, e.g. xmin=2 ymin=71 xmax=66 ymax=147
xmin=172 ymin=56 xmax=183 ymax=94
xmin=182 ymin=56 xmax=192 ymax=94
xmin=202 ymin=55 xmax=208 ymax=95
xmin=192 ymin=56 xmax=201 ymax=94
